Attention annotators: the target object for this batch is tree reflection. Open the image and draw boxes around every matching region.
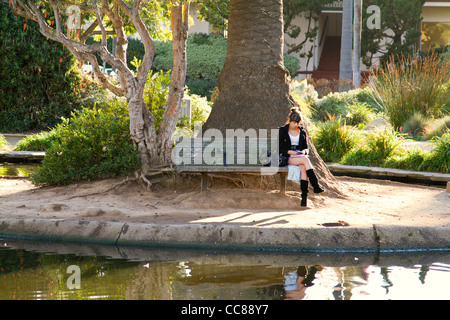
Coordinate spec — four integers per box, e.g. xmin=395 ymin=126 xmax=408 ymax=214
xmin=0 ymin=244 xmax=447 ymax=300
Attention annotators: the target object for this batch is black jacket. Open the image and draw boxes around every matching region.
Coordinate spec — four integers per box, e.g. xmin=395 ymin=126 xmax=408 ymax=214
xmin=279 ymin=124 xmax=308 ymax=158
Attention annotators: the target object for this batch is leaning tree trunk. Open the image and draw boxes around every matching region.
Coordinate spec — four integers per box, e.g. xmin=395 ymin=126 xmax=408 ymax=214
xmin=203 ymin=0 xmax=342 ymax=195
xmin=156 ymin=3 xmax=189 ymax=165
xmin=203 ymin=0 xmax=291 ymax=132
xmin=125 ymin=2 xmax=189 ymax=172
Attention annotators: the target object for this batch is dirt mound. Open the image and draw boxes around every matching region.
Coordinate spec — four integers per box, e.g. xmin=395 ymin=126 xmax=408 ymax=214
xmin=175 ymin=189 xmax=303 ymax=210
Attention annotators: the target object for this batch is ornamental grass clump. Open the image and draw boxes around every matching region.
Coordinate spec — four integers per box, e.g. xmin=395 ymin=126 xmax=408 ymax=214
xmin=366 ymin=128 xmax=403 ymax=162
xmin=342 ymin=128 xmax=403 ymax=166
xmin=369 ymin=52 xmax=450 ymax=130
xmin=425 ymin=115 xmax=450 ymax=139
xmin=401 ymin=113 xmax=431 ymax=137
xmin=313 ymin=115 xmax=360 ymax=162
xmin=421 ymin=130 xmax=450 ymax=173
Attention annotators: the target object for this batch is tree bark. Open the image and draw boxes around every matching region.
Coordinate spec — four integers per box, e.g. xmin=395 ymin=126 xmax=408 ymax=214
xmin=157 ymin=3 xmax=189 ymax=165
xmin=203 ymin=0 xmax=292 ymax=132
xmin=203 ymin=0 xmax=342 ymax=195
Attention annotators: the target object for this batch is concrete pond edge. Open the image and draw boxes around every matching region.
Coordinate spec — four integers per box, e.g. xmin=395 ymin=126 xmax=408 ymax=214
xmin=1 ymin=217 xmax=449 ymax=253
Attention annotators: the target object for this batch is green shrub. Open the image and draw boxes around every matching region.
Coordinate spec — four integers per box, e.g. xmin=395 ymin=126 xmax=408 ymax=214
xmin=153 ymin=33 xmax=301 ymax=82
xmin=384 ymin=130 xmax=450 ymax=173
xmin=384 ymin=148 xmax=428 ymax=171
xmin=314 ymin=88 xmax=379 ymax=122
xmin=284 ymin=53 xmax=301 ymax=77
xmin=175 ymin=92 xmax=212 ymax=138
xmin=341 ymin=102 xmax=377 ymax=126
xmin=153 ymin=34 xmax=227 ymax=81
xmin=313 ymin=115 xmax=360 ymax=162
xmin=290 ymin=80 xmax=319 ymax=105
xmin=312 ymin=88 xmax=379 ymax=125
xmin=141 ymin=69 xmax=172 ymax=131
xmin=185 ymin=37 xmax=226 ymax=79
xmin=188 ymin=94 xmax=212 ymax=125
xmin=340 ymin=147 xmax=374 ymax=166
xmin=421 ymin=130 xmax=450 ymax=173
xmin=354 ymin=87 xmax=383 ymax=112
xmin=30 ymin=101 xmax=138 ymax=186
xmin=185 ymin=78 xmax=217 ymax=100
xmin=0 ymin=3 xmax=84 ymax=132
xmin=15 ymin=130 xmax=61 ymax=152
xmin=366 ymin=128 xmax=403 ymax=161
xmin=342 ymin=128 xmax=403 ymax=166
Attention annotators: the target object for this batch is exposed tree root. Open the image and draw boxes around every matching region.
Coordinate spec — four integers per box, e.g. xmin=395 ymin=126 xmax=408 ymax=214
xmin=64 ymin=168 xmax=176 ymax=199
xmin=64 ymin=176 xmax=139 ymax=199
xmin=208 ymin=174 xmax=245 ymax=188
xmin=138 ymin=172 xmax=152 ymax=191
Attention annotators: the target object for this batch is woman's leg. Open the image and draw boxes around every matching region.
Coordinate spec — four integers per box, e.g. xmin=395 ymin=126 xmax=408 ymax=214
xmin=287 ymin=156 xmax=313 ymax=170
xmin=299 ymin=164 xmax=308 ymax=207
xmin=288 ymin=157 xmax=324 ymax=194
xmin=299 ymin=164 xmax=307 ymax=181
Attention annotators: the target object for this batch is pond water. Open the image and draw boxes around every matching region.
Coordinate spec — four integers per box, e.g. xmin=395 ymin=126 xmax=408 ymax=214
xmin=0 ymin=163 xmax=40 ymax=177
xmin=0 ymin=239 xmax=449 ymax=301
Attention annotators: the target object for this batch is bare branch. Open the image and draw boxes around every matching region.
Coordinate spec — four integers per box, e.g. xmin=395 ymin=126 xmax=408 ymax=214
xmin=100 ymin=0 xmax=129 ymax=88
xmin=49 ymin=0 xmax=62 ymax=36
xmin=79 ymin=19 xmax=99 ymax=43
xmin=93 ymin=2 xmax=107 ymax=46
xmin=11 ymin=0 xmax=129 ymax=97
xmin=10 ymin=0 xmax=36 ymax=20
xmin=117 ymin=0 xmax=155 ymax=89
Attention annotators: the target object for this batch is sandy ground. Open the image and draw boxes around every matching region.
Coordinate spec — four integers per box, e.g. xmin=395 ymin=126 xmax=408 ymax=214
xmin=0 ymin=175 xmax=449 ymax=229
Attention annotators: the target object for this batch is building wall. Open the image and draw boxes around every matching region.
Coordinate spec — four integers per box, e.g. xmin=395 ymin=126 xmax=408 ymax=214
xmin=187 ymin=3 xmax=450 ymax=79
xmin=189 ymin=3 xmax=211 ymax=35
xmin=283 ymin=12 xmax=317 ymax=76
xmin=422 ymin=6 xmax=450 ymax=23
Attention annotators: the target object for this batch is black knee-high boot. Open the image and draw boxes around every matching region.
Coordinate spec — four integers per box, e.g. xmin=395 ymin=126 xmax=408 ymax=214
xmin=306 ymin=169 xmax=324 ymax=193
xmin=300 ymin=180 xmax=308 ymax=207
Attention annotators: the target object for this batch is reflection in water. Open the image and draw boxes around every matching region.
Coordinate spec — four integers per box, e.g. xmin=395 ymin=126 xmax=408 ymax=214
xmin=0 ymin=163 xmax=40 ymax=177
xmin=0 ymin=240 xmax=449 ymax=300
xmin=284 ymin=266 xmax=322 ymax=300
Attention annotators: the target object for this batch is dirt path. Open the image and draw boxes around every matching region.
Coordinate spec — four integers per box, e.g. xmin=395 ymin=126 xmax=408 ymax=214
xmin=1 ymin=176 xmax=448 ymax=229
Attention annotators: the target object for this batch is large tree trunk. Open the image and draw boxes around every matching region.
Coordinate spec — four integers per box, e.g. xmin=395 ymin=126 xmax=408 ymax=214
xmin=203 ymin=0 xmax=292 ymax=132
xmin=203 ymin=0 xmax=342 ymax=195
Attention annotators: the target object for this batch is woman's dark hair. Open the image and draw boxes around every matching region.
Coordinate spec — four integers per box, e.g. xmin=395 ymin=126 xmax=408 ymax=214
xmin=288 ymin=107 xmax=302 ymax=123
